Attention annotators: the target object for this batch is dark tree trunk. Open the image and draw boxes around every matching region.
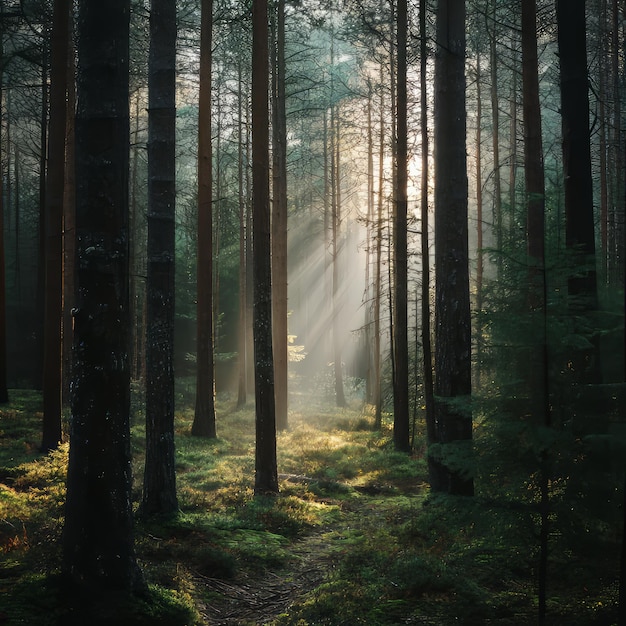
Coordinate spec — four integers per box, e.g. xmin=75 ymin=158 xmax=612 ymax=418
xmin=521 ymin=1 xmax=551 ymax=621
xmin=252 ymin=0 xmax=278 ymax=495
xmin=63 ymin=0 xmax=143 ymax=592
xmin=432 ymin=0 xmax=473 ymax=497
xmin=620 ymin=191 xmax=626 ymax=622
xmin=489 ymin=0 xmax=502 ymax=279
xmin=393 ymin=0 xmax=409 ymax=453
xmin=557 ymin=0 xmax=597 ymax=299
xmin=142 ymin=0 xmax=178 ymax=517
xmin=35 ymin=45 xmax=48 ymax=392
xmin=236 ymin=53 xmax=248 ymax=410
xmin=0 ymin=12 xmax=9 ymax=404
xmin=556 ymin=0 xmax=601 ymax=382
xmin=522 ymin=0 xmax=546 ymax=292
xmin=474 ymin=51 xmax=484 ymax=384
xmin=271 ymin=0 xmax=288 ymax=431
xmin=192 ymin=0 xmax=217 ymax=438
xmin=42 ymin=0 xmax=71 ymax=452
xmin=62 ymin=25 xmax=76 ymax=408
xmin=420 ymin=0 xmax=435 ymax=458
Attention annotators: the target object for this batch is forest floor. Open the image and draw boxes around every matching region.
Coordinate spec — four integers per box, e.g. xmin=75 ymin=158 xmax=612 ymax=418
xmin=0 ymin=380 xmax=621 ymax=625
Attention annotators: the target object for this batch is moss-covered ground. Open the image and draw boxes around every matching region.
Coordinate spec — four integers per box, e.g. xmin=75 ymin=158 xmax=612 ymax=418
xmin=0 ymin=384 xmax=620 ymax=624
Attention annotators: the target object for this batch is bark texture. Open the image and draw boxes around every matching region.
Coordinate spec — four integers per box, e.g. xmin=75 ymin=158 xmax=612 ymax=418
xmin=143 ymin=0 xmax=179 ymax=516
xmin=432 ymin=0 xmax=474 ymax=496
xmin=63 ymin=0 xmax=142 ymax=592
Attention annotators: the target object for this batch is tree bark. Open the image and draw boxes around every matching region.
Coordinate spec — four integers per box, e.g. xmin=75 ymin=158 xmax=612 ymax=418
xmin=475 ymin=50 xmax=484 ymax=384
xmin=556 ymin=0 xmax=599 ymax=315
xmin=42 ymin=0 xmax=71 ymax=452
xmin=557 ymin=0 xmax=602 ymax=388
xmin=393 ymin=0 xmax=409 ymax=452
xmin=271 ymin=0 xmax=289 ymax=431
xmin=142 ymin=0 xmax=179 ymax=517
xmin=63 ymin=0 xmax=143 ymax=592
xmin=420 ymin=0 xmax=435 ymax=458
xmin=331 ymin=100 xmax=346 ymax=409
xmin=236 ymin=52 xmax=248 ymax=410
xmin=252 ymin=0 xmax=278 ymax=495
xmin=432 ymin=0 xmax=473 ymax=497
xmin=489 ymin=0 xmax=502 ymax=279
xmin=192 ymin=0 xmax=217 ymax=438
xmin=0 ymin=11 xmax=9 ymax=404
xmin=521 ymin=2 xmax=550 ymax=621
xmin=62 ymin=23 xmax=76 ymax=408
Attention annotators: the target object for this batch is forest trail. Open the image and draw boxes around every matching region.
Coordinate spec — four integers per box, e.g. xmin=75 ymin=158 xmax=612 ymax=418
xmin=194 ymin=528 xmax=332 ymax=625
xmin=187 ymin=464 xmax=426 ymax=626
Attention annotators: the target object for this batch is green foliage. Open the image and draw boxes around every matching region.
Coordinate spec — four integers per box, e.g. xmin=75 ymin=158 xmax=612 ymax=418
xmin=1 ymin=386 xmax=621 ymax=625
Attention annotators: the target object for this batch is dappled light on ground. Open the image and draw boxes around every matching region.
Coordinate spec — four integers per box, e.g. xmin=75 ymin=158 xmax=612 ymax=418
xmin=0 ymin=388 xmax=620 ymax=624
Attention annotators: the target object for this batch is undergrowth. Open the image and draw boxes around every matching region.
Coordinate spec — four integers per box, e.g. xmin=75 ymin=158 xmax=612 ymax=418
xmin=0 ymin=386 xmax=621 ymax=625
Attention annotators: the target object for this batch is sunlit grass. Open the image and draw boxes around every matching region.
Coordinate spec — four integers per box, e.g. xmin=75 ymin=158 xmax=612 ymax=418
xmin=0 ymin=383 xmax=621 ymax=625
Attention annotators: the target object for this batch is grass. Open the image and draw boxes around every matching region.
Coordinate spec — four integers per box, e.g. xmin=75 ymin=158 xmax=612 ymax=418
xmin=0 ymin=384 xmax=622 ymax=625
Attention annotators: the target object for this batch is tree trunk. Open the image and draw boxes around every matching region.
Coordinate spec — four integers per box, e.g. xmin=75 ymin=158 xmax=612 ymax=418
xmin=420 ymin=0 xmax=435 ymax=457
xmin=365 ymin=79 xmax=374 ymax=405
xmin=432 ymin=0 xmax=473 ymax=497
xmin=557 ymin=0 xmax=598 ymax=298
xmin=142 ymin=0 xmax=179 ymax=517
xmin=252 ymin=0 xmax=278 ymax=495
xmin=475 ymin=50 xmax=484 ymax=385
xmin=0 ymin=14 xmax=9 ymax=404
xmin=393 ymin=0 xmax=409 ymax=452
xmin=598 ymin=0 xmax=609 ymax=284
xmin=509 ymin=30 xmax=519 ymax=237
xmin=332 ymin=102 xmax=346 ymax=409
xmin=556 ymin=1 xmax=600 ymax=381
xmin=42 ymin=0 xmax=71 ymax=452
xmin=35 ymin=45 xmax=48 ymax=392
xmin=63 ymin=0 xmax=143 ymax=592
xmin=130 ymin=92 xmax=143 ymax=381
xmin=0 ymin=13 xmax=9 ymax=404
xmin=236 ymin=53 xmax=247 ymax=410
xmin=271 ymin=0 xmax=288 ymax=431
xmin=192 ymin=0 xmax=217 ymax=438
xmin=609 ymin=0 xmax=622 ymax=286
xmin=521 ymin=1 xmax=550 ymax=621
xmin=62 ymin=24 xmax=76 ymax=407
xmin=374 ymin=65 xmax=385 ymax=430
xmin=489 ymin=0 xmax=502 ymax=279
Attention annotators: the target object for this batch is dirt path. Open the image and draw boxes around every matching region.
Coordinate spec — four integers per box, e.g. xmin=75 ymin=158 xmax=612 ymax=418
xmin=193 ymin=530 xmax=333 ymax=625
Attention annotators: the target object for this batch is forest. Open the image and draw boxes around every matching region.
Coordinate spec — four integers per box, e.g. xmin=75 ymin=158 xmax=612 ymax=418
xmin=0 ymin=0 xmax=625 ymax=624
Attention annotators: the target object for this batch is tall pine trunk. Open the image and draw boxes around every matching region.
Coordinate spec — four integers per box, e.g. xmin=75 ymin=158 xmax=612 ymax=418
xmin=393 ymin=0 xmax=409 ymax=452
xmin=63 ymin=0 xmax=143 ymax=592
xmin=236 ymin=52 xmax=248 ymax=410
xmin=62 ymin=25 xmax=76 ymax=408
xmin=42 ymin=0 xmax=71 ymax=452
xmin=271 ymin=0 xmax=288 ymax=431
xmin=0 ymin=11 xmax=9 ymax=404
xmin=142 ymin=0 xmax=179 ymax=517
xmin=420 ymin=0 xmax=435 ymax=455
xmin=556 ymin=0 xmax=601 ymax=382
xmin=432 ymin=0 xmax=473 ymax=497
xmin=521 ymin=1 xmax=551 ymax=620
xmin=192 ymin=0 xmax=217 ymax=438
xmin=252 ymin=0 xmax=278 ymax=495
